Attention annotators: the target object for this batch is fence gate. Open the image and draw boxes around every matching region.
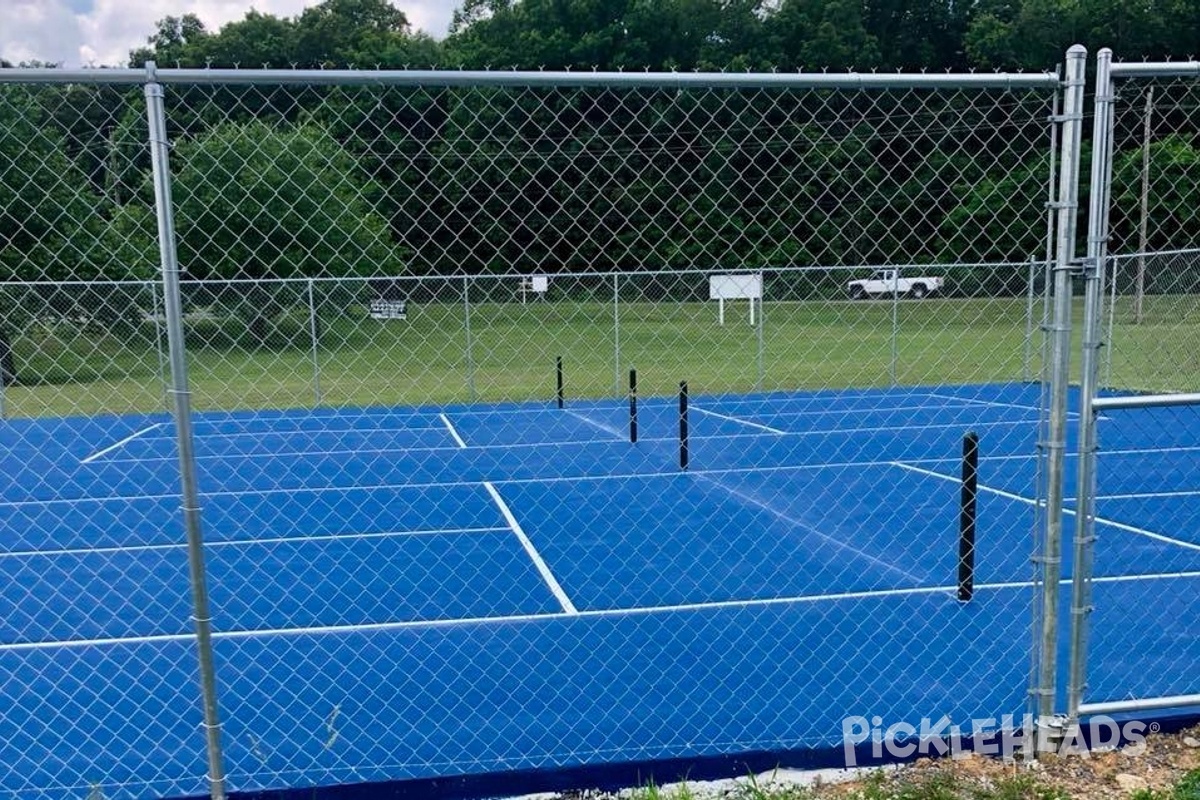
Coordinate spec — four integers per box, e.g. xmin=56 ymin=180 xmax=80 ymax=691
xmin=1066 ymin=51 xmax=1200 ymax=729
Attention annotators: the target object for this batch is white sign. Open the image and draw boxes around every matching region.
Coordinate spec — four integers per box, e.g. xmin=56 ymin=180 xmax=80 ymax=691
xmin=369 ymin=299 xmax=407 ymax=320
xmin=709 ymin=273 xmax=762 ymax=300
xmin=709 ymin=273 xmax=762 ymax=325
xmin=520 ymin=275 xmax=549 ymax=304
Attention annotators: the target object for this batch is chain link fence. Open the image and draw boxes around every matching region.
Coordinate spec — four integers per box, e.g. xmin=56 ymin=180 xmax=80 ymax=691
xmin=0 ymin=65 xmax=1071 ymax=798
xmin=1065 ymin=55 xmax=1200 ymax=731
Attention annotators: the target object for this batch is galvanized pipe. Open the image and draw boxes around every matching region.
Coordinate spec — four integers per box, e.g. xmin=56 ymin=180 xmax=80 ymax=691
xmin=1093 ymin=392 xmax=1200 ymax=411
xmin=0 ymin=67 xmax=1063 ymax=90
xmin=1080 ymin=694 xmax=1200 ymax=716
xmin=1066 ymin=47 xmax=1115 ymax=728
xmin=1036 ymin=43 xmax=1087 ymax=747
xmin=144 ymin=66 xmax=228 ymax=800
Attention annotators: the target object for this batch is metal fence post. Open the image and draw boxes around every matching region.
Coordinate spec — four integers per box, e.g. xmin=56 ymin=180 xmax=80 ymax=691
xmin=308 ymin=278 xmax=322 ymax=407
xmin=463 ymin=275 xmax=476 ymax=403
xmin=1066 ymin=47 xmax=1115 ymax=729
xmin=1023 ymin=256 xmax=1037 ymax=382
xmin=756 ymin=271 xmax=765 ymax=392
xmin=1105 ymin=257 xmax=1118 ymax=387
xmin=1036 ymin=44 xmax=1087 ymax=753
xmin=0 ymin=325 xmax=8 ymax=417
xmin=150 ymin=280 xmax=171 ymax=412
xmin=890 ymin=271 xmax=900 ymax=385
xmin=144 ymin=64 xmax=228 ymax=800
xmin=1135 ymin=86 xmax=1154 ymax=325
xmin=613 ymin=273 xmax=621 ymax=396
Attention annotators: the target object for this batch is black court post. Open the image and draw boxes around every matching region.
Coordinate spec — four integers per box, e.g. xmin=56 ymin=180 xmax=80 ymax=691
xmin=958 ymin=431 xmax=979 ymax=602
xmin=629 ymin=368 xmax=638 ymax=443
xmin=556 ymin=356 xmax=564 ymax=409
xmin=679 ymin=380 xmax=689 ymax=470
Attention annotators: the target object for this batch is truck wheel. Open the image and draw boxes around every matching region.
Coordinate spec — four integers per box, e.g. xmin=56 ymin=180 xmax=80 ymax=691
xmin=910 ymin=283 xmax=927 ymax=299
xmin=849 ymin=286 xmax=866 ymax=300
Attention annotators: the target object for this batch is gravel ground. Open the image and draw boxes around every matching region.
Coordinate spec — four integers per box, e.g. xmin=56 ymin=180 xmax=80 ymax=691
xmin=509 ymin=726 xmax=1200 ymax=800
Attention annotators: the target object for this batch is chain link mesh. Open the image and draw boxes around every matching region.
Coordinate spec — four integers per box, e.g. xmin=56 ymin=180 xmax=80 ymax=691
xmin=1071 ymin=69 xmax=1200 ymax=719
xmin=0 ymin=71 xmax=1064 ymax=796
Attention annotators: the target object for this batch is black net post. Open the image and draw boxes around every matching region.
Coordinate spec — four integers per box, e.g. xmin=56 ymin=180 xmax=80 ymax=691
xmin=629 ymin=368 xmax=638 ymax=443
xmin=556 ymin=356 xmax=564 ymax=409
xmin=959 ymin=431 xmax=979 ymax=602
xmin=679 ymin=381 xmax=689 ymax=470
xmin=0 ymin=327 xmax=15 ymax=387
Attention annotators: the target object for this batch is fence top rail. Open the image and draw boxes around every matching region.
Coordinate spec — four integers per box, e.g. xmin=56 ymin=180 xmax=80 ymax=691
xmin=1108 ymin=247 xmax=1200 ymax=261
xmin=0 ymin=261 xmax=1046 ymax=289
xmin=1110 ymin=60 xmax=1200 ymax=79
xmin=0 ymin=64 xmax=1062 ymax=90
xmin=1093 ymin=392 xmax=1200 ymax=411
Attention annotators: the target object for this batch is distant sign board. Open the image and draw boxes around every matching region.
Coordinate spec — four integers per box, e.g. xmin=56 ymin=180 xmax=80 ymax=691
xmin=519 ymin=275 xmax=549 ymax=303
xmin=369 ymin=299 xmax=408 ymax=320
xmin=709 ymin=273 xmax=762 ymax=300
xmin=709 ymin=273 xmax=762 ymax=326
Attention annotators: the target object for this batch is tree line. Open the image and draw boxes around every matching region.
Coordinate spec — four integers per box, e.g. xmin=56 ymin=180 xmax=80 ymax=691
xmin=121 ymin=0 xmax=1200 ymax=74
xmin=1 ymin=0 xmax=1197 ymax=295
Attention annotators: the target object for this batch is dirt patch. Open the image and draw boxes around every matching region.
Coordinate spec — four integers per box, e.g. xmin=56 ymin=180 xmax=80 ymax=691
xmin=790 ymin=725 xmax=1200 ymax=799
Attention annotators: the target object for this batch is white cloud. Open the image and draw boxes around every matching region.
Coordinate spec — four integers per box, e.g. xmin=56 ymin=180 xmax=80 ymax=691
xmin=1 ymin=0 xmax=456 ymax=68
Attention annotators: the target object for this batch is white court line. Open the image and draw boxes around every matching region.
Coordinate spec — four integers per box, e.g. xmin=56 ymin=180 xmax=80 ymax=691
xmin=483 ymin=481 xmax=578 ymax=615
xmin=0 ymin=526 xmax=509 ymax=561
xmin=924 ymin=392 xmax=1061 ymax=416
xmin=694 ymin=473 xmax=923 ymax=583
xmin=0 ymin=455 xmax=1034 ymax=510
xmin=693 ymin=406 xmax=786 ymax=434
xmin=907 ymin=444 xmax=1200 ymax=467
xmin=439 ymin=413 xmax=468 ymax=449
xmin=188 ymin=426 xmax=448 ymax=442
xmin=79 ymin=424 xmax=163 ymax=464
xmin=1093 ymin=489 xmax=1200 ymax=501
xmin=782 ymin=417 xmax=1034 ymax=439
xmin=565 ymin=410 xmax=625 ymax=440
xmin=738 ymin=400 xmax=1014 ymax=421
xmin=33 ymin=437 xmax=1195 ymax=510
xmin=7 ymin=569 xmax=1198 ymax=653
xmin=85 ymin=416 xmax=1042 ymax=466
xmin=892 ymin=461 xmax=1200 ymax=554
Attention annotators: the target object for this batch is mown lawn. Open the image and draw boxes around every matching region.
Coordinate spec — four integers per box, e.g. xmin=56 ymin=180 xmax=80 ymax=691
xmin=2 ymin=294 xmax=1193 ymax=419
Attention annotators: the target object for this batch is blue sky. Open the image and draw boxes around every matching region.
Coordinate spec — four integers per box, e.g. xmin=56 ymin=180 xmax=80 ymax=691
xmin=1 ymin=0 xmax=456 ymax=68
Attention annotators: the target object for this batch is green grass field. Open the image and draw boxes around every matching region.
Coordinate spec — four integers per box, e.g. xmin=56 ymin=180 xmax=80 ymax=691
xmin=2 ymin=294 xmax=1195 ymax=419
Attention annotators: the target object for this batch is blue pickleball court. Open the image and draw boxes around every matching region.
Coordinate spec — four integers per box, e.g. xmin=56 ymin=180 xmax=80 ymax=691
xmin=1 ymin=382 xmax=1197 ymax=797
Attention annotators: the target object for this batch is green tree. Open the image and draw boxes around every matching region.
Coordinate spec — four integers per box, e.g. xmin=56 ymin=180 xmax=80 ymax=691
xmin=769 ymin=0 xmax=881 ymax=69
xmin=446 ymin=0 xmax=771 ymax=71
xmin=153 ymin=120 xmax=399 ymax=280
xmin=1112 ymin=134 xmax=1200 ymax=257
xmin=114 ymin=120 xmax=401 ymax=345
xmin=0 ymin=86 xmax=114 ymax=281
xmin=130 ymin=1 xmax=442 ymax=70
xmin=130 ymin=14 xmax=210 ymax=66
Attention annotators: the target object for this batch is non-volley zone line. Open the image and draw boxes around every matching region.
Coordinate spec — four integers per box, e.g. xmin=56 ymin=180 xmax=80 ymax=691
xmin=85 ymin=416 xmax=1044 ymax=466
xmin=15 ymin=441 xmax=1200 ymax=511
xmin=187 ymin=425 xmax=449 ymax=442
xmin=79 ymin=424 xmax=164 ymax=464
xmin=7 ymin=569 xmax=1198 ymax=653
xmin=0 ymin=526 xmax=510 ymax=560
xmin=0 ymin=451 xmax=1045 ymax=510
xmin=892 ymin=461 xmax=1200 ymax=554
xmin=924 ymin=392 xmax=1065 ymax=416
xmin=692 ymin=406 xmax=786 ymax=434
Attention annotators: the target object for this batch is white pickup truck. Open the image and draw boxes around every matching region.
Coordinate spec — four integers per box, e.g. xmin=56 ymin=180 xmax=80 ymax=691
xmin=847 ymin=269 xmax=944 ymax=299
